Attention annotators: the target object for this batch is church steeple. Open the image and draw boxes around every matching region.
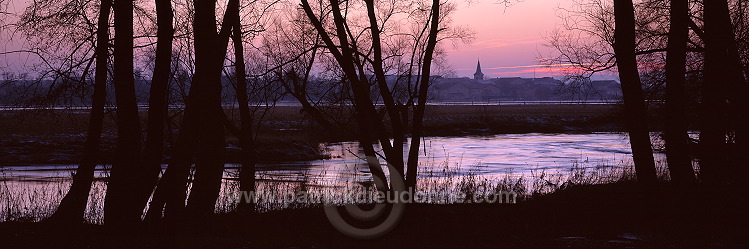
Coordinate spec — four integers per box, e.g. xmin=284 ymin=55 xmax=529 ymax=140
xmin=474 ymin=59 xmax=484 ymax=80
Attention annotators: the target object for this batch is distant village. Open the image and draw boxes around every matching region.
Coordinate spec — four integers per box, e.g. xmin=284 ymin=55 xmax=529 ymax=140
xmin=427 ymin=60 xmax=623 ymax=102
xmin=0 ymin=60 xmax=624 ymax=106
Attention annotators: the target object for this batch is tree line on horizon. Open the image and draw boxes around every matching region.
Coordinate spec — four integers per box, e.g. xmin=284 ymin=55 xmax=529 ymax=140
xmin=1 ymin=0 xmax=471 ymax=227
xmin=0 ymin=0 xmax=747 ymax=228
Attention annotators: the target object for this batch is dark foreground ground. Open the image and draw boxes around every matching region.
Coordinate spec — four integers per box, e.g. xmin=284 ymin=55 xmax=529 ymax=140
xmin=1 ymin=182 xmax=746 ymax=249
xmin=0 ymin=104 xmax=622 ymax=165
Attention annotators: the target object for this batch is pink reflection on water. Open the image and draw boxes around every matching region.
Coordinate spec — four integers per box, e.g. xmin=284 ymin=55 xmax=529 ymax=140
xmin=2 ymin=132 xmax=668 ymax=222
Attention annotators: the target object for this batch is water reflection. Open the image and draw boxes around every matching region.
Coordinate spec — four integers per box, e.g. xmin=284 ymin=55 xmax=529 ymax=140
xmin=245 ymin=132 xmax=645 ymax=184
xmin=1 ymin=132 xmax=661 ymax=222
xmin=1 ymin=132 xmax=650 ymax=184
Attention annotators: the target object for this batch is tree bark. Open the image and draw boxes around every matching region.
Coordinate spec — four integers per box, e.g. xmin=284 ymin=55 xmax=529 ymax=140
xmin=137 ymin=0 xmax=174 ymax=219
xmin=299 ymin=0 xmax=389 ymax=185
xmin=145 ymin=0 xmax=237 ymax=222
xmin=183 ymin=0 xmax=235 ymax=217
xmin=276 ymin=44 xmax=337 ymax=132
xmin=298 ymin=0 xmax=444 ymax=191
xmin=663 ymin=0 xmax=696 ymax=185
xmin=144 ymin=110 xmax=196 ymax=222
xmin=50 ymin=0 xmax=111 ymax=223
xmin=104 ymin=0 xmax=145 ymax=226
xmin=406 ymin=0 xmax=440 ymax=190
xmin=613 ymin=0 xmax=658 ymax=185
xmin=700 ymin=0 xmax=747 ymax=185
xmin=231 ymin=10 xmax=257 ymax=212
xmin=365 ymin=0 xmax=405 ymax=175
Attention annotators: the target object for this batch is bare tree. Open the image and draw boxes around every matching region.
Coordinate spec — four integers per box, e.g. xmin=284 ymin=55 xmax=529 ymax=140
xmin=405 ymin=0 xmax=440 ymax=189
xmin=295 ymin=0 xmax=469 ymax=192
xmin=138 ymin=0 xmax=174 ymax=219
xmin=51 ymin=0 xmax=112 ymax=223
xmin=7 ymin=0 xmax=102 ymax=107
xmin=228 ymin=0 xmax=254 ymax=212
xmin=700 ymin=0 xmax=749 ymax=186
xmin=7 ymin=0 xmax=175 ymax=224
xmin=146 ymin=0 xmax=239 ymax=220
xmin=104 ymin=0 xmax=146 ymax=226
xmin=299 ymin=0 xmax=389 ymax=187
xmin=543 ymin=0 xmax=712 ymax=184
xmin=613 ymin=0 xmax=657 ymax=184
xmin=663 ymin=0 xmax=696 ymax=185
xmin=260 ymin=6 xmax=341 ymax=132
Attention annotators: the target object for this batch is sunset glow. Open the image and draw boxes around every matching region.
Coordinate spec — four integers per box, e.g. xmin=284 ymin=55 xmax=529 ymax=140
xmin=447 ymin=0 xmax=591 ymax=78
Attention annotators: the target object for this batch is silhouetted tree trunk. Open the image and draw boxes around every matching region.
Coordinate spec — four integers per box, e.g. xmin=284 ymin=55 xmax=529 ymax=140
xmin=137 ymin=0 xmax=174 ymax=217
xmin=663 ymin=0 xmax=696 ymax=185
xmin=145 ymin=0 xmax=237 ymax=222
xmin=276 ymin=46 xmax=336 ymax=131
xmin=104 ymin=0 xmax=145 ymax=226
xmin=365 ymin=0 xmax=405 ymax=175
xmin=719 ymin=3 xmax=749 ymax=154
xmin=269 ymin=24 xmax=337 ymax=132
xmin=700 ymin=0 xmax=748 ymax=185
xmin=300 ymin=0 xmax=389 ymax=185
xmin=725 ymin=6 xmax=749 ymax=186
xmin=183 ymin=0 xmax=236 ymax=217
xmin=289 ymin=88 xmax=336 ymax=130
xmin=718 ymin=0 xmax=749 ymax=183
xmin=231 ymin=11 xmax=256 ymax=212
xmin=613 ymin=0 xmax=658 ymax=185
xmin=299 ymin=0 xmax=445 ymax=192
xmin=406 ymin=0 xmax=439 ymax=190
xmin=144 ymin=111 xmax=196 ymax=221
xmin=50 ymin=0 xmax=111 ymax=223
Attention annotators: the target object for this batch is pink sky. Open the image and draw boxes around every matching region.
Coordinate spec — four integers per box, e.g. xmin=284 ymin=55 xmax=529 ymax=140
xmin=446 ymin=0 xmax=585 ymax=78
xmin=1 ymin=0 xmax=619 ymax=80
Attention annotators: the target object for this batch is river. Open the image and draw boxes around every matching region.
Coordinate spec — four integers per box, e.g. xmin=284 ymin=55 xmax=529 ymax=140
xmin=1 ymin=132 xmax=664 ymax=221
xmin=1 ymin=132 xmax=648 ymax=182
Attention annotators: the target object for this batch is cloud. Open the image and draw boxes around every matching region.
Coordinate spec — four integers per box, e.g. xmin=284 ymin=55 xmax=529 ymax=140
xmin=486 ymin=66 xmax=576 ymax=77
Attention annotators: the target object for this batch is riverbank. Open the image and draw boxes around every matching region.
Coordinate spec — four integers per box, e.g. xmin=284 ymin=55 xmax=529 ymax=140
xmin=0 ymin=182 xmax=745 ymax=248
xmin=419 ymin=104 xmax=624 ymax=136
xmin=0 ymin=104 xmax=623 ymax=165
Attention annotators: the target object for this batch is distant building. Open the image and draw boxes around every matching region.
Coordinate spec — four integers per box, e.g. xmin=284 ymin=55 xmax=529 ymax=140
xmin=532 ymin=77 xmax=562 ymax=86
xmin=473 ymin=60 xmax=484 ymax=80
xmin=590 ymin=80 xmax=623 ymax=99
xmin=431 ymin=78 xmax=500 ymax=101
xmin=489 ymin=77 xmax=563 ymax=100
xmin=549 ymin=78 xmax=624 ymax=101
xmin=429 ymin=76 xmax=576 ymax=101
